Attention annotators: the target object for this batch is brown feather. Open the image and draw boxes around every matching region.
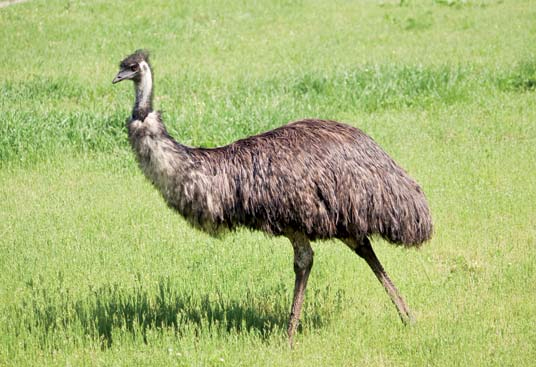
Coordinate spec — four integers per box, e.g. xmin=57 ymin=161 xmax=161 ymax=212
xmin=128 ymin=114 xmax=432 ymax=246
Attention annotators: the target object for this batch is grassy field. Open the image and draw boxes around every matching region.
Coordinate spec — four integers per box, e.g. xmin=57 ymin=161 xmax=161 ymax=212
xmin=1 ymin=0 xmax=536 ymax=365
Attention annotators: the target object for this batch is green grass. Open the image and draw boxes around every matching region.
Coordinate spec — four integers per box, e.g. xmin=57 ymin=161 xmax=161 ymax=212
xmin=1 ymin=0 xmax=536 ymax=365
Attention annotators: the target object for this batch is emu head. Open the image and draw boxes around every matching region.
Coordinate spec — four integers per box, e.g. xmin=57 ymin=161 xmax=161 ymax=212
xmin=112 ymin=49 xmax=150 ymax=84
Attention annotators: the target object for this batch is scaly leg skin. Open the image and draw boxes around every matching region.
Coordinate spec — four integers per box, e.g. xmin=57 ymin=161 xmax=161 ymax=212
xmin=347 ymin=237 xmax=415 ymax=325
xmin=287 ymin=233 xmax=314 ymax=348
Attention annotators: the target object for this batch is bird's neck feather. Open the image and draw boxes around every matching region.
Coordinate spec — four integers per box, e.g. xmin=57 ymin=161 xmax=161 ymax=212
xmin=133 ymin=61 xmax=153 ymax=121
xmin=127 ymin=112 xmax=190 ymax=201
xmin=127 ymin=62 xmax=194 ymax=211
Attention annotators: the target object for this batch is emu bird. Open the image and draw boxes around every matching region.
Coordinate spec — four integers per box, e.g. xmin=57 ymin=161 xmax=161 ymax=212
xmin=113 ymin=50 xmax=432 ymax=346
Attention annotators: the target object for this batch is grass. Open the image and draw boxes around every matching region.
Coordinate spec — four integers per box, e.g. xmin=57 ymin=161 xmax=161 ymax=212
xmin=1 ymin=0 xmax=536 ymax=365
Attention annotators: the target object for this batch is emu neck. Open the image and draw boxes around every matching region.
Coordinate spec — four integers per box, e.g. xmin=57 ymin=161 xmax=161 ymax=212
xmin=133 ymin=62 xmax=153 ymax=121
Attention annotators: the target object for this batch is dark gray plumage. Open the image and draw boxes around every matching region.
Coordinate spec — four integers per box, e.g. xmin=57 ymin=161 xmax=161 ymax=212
xmin=113 ymin=50 xmax=433 ymax=346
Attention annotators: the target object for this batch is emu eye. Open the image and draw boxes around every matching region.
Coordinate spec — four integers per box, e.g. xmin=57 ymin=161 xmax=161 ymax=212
xmin=130 ymin=65 xmax=138 ymax=72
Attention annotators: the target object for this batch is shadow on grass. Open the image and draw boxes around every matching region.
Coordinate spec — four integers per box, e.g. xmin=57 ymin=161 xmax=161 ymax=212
xmin=86 ymin=280 xmax=289 ymax=348
xmin=16 ymin=277 xmax=343 ymax=348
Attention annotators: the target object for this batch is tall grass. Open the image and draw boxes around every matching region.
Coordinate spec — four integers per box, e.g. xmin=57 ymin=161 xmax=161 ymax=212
xmin=3 ymin=62 xmax=531 ymax=166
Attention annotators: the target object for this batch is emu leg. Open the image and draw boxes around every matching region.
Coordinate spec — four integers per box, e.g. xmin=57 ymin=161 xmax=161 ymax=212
xmin=351 ymin=237 xmax=415 ymax=325
xmin=287 ymin=233 xmax=314 ymax=348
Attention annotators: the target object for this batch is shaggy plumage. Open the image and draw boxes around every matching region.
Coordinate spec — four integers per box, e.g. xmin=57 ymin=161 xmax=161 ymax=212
xmin=129 ymin=115 xmax=432 ymax=245
xmin=114 ymin=50 xmax=433 ymax=347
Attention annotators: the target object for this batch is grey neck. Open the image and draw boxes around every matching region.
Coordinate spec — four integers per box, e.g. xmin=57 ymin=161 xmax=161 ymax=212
xmin=132 ymin=61 xmax=153 ymax=121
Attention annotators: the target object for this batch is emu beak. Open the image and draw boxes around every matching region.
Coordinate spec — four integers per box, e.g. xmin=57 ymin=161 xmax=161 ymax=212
xmin=112 ymin=70 xmax=135 ymax=84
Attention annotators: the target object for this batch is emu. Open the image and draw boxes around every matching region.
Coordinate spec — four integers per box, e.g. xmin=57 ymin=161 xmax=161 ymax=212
xmin=113 ymin=50 xmax=432 ymax=346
